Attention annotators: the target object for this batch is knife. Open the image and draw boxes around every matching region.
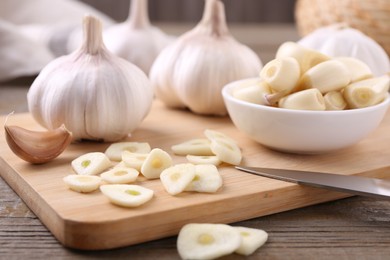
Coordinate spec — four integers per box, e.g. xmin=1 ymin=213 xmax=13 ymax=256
xmin=235 ymin=166 xmax=390 ymax=199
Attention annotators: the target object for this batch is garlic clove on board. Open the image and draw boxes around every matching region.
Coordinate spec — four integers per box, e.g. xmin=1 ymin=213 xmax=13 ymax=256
xmin=4 ymin=121 xmax=72 ymax=164
xmin=27 ymin=15 xmax=153 ymax=142
xmin=150 ymin=0 xmax=262 ymax=115
xmin=103 ymin=0 xmax=175 ymax=74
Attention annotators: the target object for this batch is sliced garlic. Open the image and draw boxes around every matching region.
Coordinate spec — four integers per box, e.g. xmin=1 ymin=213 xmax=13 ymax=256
xmin=210 ymin=138 xmax=242 ymax=165
xmin=63 ymin=174 xmax=101 ymax=193
xmin=171 ymin=139 xmax=213 ymax=156
xmin=299 ymin=60 xmax=351 ymax=94
xmin=184 ymin=164 xmax=223 ymax=193
xmin=343 ymin=76 xmax=390 ymax=108
xmin=186 ymin=155 xmax=221 ymax=166
xmin=232 ymin=80 xmax=272 ymax=105
xmin=177 ymin=223 xmax=241 ymax=260
xmin=276 ymin=41 xmax=330 ymax=73
xmin=204 ymin=129 xmax=237 ymax=145
xmin=279 ymin=88 xmax=326 ymax=111
xmin=324 ymin=91 xmax=347 ymax=110
xmin=71 ymin=152 xmax=112 ymax=175
xmin=160 ymin=163 xmax=196 ymax=195
xmin=234 ymin=226 xmax=268 ymax=256
xmin=4 ymin=123 xmax=72 ymax=164
xmin=100 ymin=184 xmax=154 ymax=208
xmin=100 ymin=167 xmax=139 ymax=184
xmin=141 ymin=148 xmax=173 ymax=179
xmin=334 ymin=57 xmax=373 ymax=83
xmin=259 ymin=57 xmax=300 ymax=94
xmin=105 ymin=142 xmax=151 ymax=161
xmin=121 ymin=151 xmax=148 ymax=171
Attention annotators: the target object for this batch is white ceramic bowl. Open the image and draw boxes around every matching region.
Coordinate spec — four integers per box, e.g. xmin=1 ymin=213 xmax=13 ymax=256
xmin=222 ymin=78 xmax=390 ymax=154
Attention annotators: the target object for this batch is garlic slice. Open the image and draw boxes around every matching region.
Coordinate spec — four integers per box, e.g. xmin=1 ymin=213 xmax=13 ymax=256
xmin=234 ymin=226 xmax=268 ymax=256
xmin=204 ymin=129 xmax=237 ymax=145
xmin=100 ymin=184 xmax=154 ymax=208
xmin=121 ymin=151 xmax=148 ymax=171
xmin=71 ymin=152 xmax=112 ymax=175
xmin=184 ymin=164 xmax=223 ymax=193
xmin=171 ymin=139 xmax=213 ymax=156
xmin=100 ymin=167 xmax=139 ymax=184
xmin=279 ymin=88 xmax=326 ymax=111
xmin=141 ymin=148 xmax=173 ymax=179
xmin=177 ymin=223 xmax=241 ymax=260
xmin=105 ymin=142 xmax=151 ymax=161
xmin=210 ymin=138 xmax=242 ymax=165
xmin=4 ymin=122 xmax=72 ymax=164
xmin=186 ymin=155 xmax=221 ymax=166
xmin=63 ymin=174 xmax=101 ymax=193
xmin=160 ymin=163 xmax=196 ymax=195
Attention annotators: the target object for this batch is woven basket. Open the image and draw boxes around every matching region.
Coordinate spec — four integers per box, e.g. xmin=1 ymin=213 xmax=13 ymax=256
xmin=295 ymin=0 xmax=390 ymax=56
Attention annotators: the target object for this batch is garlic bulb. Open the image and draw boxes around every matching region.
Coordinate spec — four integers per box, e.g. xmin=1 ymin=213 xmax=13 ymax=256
xmin=298 ymin=24 xmax=390 ymax=76
xmin=102 ymin=0 xmax=175 ymax=74
xmin=150 ymin=0 xmax=262 ymax=115
xmin=27 ymin=15 xmax=153 ymax=142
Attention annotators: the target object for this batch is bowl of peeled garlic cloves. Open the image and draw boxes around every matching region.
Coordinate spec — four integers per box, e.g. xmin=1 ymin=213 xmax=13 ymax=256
xmin=222 ymin=42 xmax=390 ymax=154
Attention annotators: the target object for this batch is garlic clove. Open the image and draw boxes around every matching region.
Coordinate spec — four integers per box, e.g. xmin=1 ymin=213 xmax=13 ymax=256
xmin=334 ymin=57 xmax=373 ymax=83
xmin=232 ymin=81 xmax=272 ymax=105
xmin=324 ymin=91 xmax=347 ymax=110
xmin=279 ymin=88 xmax=326 ymax=111
xmin=4 ymin=122 xmax=72 ymax=164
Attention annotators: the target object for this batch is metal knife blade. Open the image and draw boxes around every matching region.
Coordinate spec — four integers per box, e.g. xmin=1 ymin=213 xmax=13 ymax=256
xmin=235 ymin=166 xmax=390 ymax=199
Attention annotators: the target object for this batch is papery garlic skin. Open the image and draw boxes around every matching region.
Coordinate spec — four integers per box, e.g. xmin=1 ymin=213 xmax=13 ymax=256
xmin=298 ymin=24 xmax=390 ymax=77
xmin=27 ymin=15 xmax=153 ymax=142
xmin=103 ymin=0 xmax=174 ymax=74
xmin=150 ymin=0 xmax=262 ymax=115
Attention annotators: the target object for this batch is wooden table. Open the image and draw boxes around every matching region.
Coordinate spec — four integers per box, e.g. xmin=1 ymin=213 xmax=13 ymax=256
xmin=1 ymin=24 xmax=390 ymax=259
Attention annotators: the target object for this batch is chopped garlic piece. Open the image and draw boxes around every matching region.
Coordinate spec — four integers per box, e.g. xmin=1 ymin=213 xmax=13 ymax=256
xmin=171 ymin=138 xmax=213 ymax=156
xmin=141 ymin=148 xmax=173 ymax=179
xmin=204 ymin=129 xmax=237 ymax=145
xmin=185 ymin=164 xmax=223 ymax=193
xmin=100 ymin=184 xmax=154 ymax=207
xmin=71 ymin=152 xmax=112 ymax=175
xmin=234 ymin=226 xmax=268 ymax=256
xmin=177 ymin=223 xmax=241 ymax=260
xmin=122 ymin=151 xmax=148 ymax=171
xmin=105 ymin=142 xmax=151 ymax=161
xmin=100 ymin=167 xmax=139 ymax=184
xmin=186 ymin=155 xmax=221 ymax=166
xmin=63 ymin=174 xmax=101 ymax=193
xmin=210 ymin=138 xmax=242 ymax=165
xmin=160 ymin=163 xmax=196 ymax=195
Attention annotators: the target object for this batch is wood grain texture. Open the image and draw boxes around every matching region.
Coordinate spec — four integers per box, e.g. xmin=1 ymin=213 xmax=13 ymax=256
xmin=1 ymin=100 xmax=390 ymax=250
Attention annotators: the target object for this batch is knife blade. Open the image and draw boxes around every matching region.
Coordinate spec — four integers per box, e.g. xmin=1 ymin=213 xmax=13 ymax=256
xmin=235 ymin=166 xmax=390 ymax=199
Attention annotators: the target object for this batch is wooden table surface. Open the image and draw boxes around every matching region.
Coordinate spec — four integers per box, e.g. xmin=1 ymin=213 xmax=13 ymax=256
xmin=1 ymin=24 xmax=390 ymax=259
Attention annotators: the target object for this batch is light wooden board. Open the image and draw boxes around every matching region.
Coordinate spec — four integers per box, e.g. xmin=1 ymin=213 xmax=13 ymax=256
xmin=1 ymin=100 xmax=390 ymax=250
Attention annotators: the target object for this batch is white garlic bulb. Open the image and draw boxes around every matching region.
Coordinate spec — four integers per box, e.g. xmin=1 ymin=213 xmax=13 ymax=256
xmin=298 ymin=24 xmax=390 ymax=77
xmin=27 ymin=15 xmax=153 ymax=142
xmin=150 ymin=0 xmax=262 ymax=116
xmin=102 ymin=0 xmax=175 ymax=74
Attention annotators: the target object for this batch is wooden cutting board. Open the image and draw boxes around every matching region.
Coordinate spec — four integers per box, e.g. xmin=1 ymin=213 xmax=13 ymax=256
xmin=1 ymin=100 xmax=390 ymax=250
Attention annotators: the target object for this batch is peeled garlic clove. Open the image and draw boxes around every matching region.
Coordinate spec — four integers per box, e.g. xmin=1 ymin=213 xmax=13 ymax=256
xmin=105 ymin=142 xmax=151 ymax=161
xmin=210 ymin=138 xmax=242 ymax=165
xmin=100 ymin=167 xmax=139 ymax=184
xmin=279 ymin=88 xmax=326 ymax=111
xmin=171 ymin=139 xmax=213 ymax=156
xmin=324 ymin=91 xmax=347 ymax=110
xmin=63 ymin=174 xmax=101 ymax=193
xmin=299 ymin=60 xmax=351 ymax=94
xmin=141 ymin=148 xmax=173 ymax=179
xmin=184 ymin=164 xmax=223 ymax=193
xmin=259 ymin=57 xmax=300 ymax=94
xmin=232 ymin=80 xmax=272 ymax=105
xmin=150 ymin=0 xmax=262 ymax=115
xmin=160 ymin=163 xmax=196 ymax=195
xmin=234 ymin=226 xmax=268 ymax=256
xmin=4 ymin=123 xmax=72 ymax=164
xmin=121 ymin=151 xmax=148 ymax=171
xmin=186 ymin=155 xmax=221 ymax=166
xmin=100 ymin=184 xmax=154 ymax=208
xmin=177 ymin=223 xmax=241 ymax=260
xmin=334 ymin=57 xmax=373 ymax=83
xmin=71 ymin=152 xmax=112 ymax=175
xmin=276 ymin=41 xmax=330 ymax=73
xmin=343 ymin=76 xmax=390 ymax=108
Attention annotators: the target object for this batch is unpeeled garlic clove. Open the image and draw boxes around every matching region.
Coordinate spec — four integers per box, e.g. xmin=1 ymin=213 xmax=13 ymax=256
xmin=4 ymin=123 xmax=72 ymax=164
